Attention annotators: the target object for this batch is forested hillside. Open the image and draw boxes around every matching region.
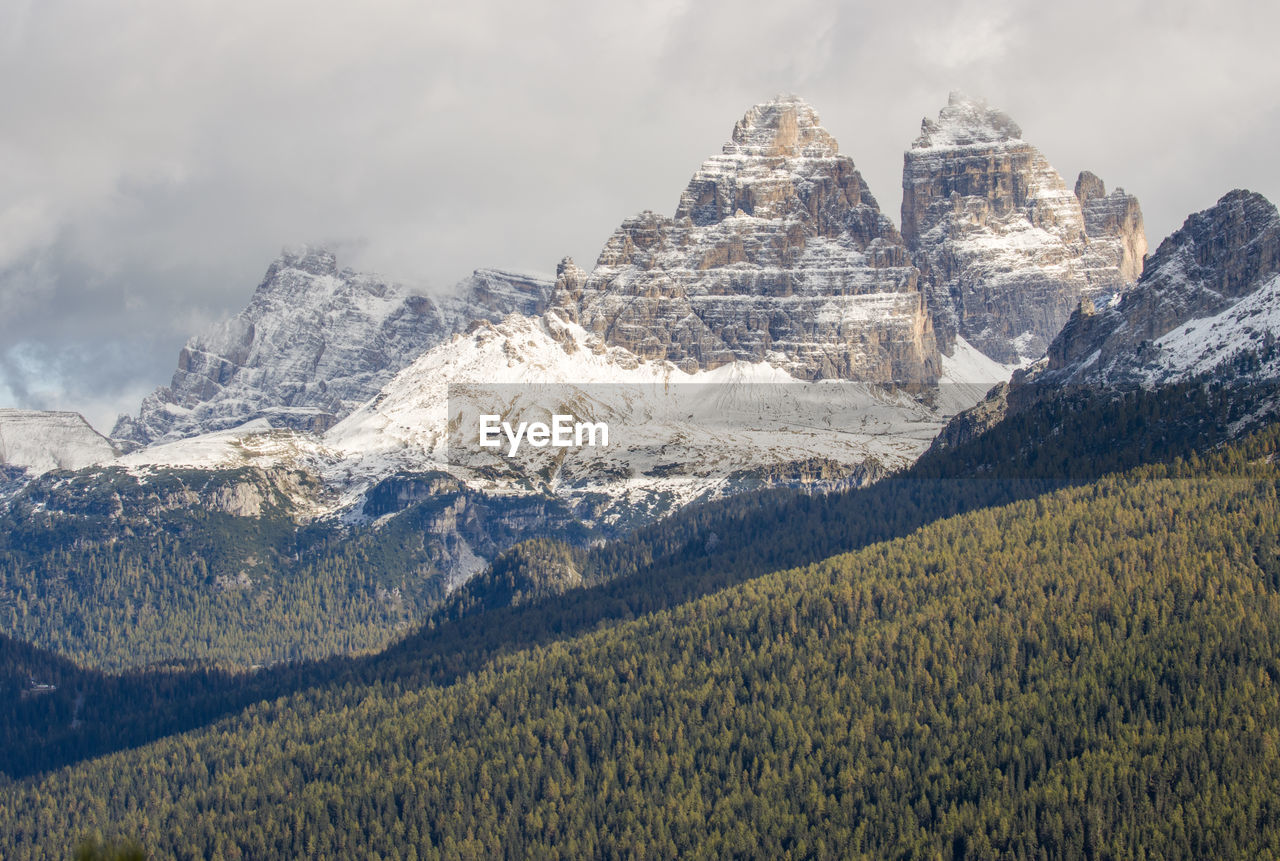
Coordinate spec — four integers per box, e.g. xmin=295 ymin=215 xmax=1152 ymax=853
xmin=0 ymin=376 xmax=1271 ymax=782
xmin=3 ymin=426 xmax=1279 ymax=858
xmin=0 ymin=467 xmax=587 ymax=670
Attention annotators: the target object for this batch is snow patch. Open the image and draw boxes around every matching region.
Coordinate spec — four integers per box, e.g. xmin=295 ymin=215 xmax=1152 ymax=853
xmin=0 ymin=410 xmax=119 ymax=475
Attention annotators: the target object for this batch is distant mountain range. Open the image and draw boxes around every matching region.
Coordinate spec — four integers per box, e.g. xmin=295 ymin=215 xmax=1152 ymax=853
xmin=112 ymin=251 xmax=552 ymax=445
xmin=4 ymin=93 xmax=1280 ymax=671
xmin=3 ymin=95 xmax=1145 ymax=505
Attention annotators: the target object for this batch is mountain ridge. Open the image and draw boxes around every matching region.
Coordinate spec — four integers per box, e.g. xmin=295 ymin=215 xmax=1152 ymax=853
xmin=933 ymin=188 xmax=1280 ymax=453
xmin=112 ymin=248 xmax=553 ymax=445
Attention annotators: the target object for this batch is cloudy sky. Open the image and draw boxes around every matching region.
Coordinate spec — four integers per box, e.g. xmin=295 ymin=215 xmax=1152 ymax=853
xmin=2 ymin=0 xmax=1277 ymax=433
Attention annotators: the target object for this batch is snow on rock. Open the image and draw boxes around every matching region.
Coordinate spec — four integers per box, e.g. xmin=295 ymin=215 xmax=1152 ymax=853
xmin=936 ymin=335 xmax=1024 ymax=415
xmin=112 ymin=247 xmax=551 ymax=446
xmin=0 ymin=410 xmax=120 ymax=475
xmin=117 ymin=312 xmax=1017 ymax=526
xmin=902 ymin=92 xmax=1145 ymax=364
xmin=115 ymin=420 xmax=329 ymax=473
xmin=552 ymin=95 xmax=939 ymax=388
xmin=442 ymin=268 xmax=554 ymax=325
xmin=1044 ymin=189 xmax=1280 ymax=387
xmin=1149 ymin=274 xmax=1280 ymax=379
xmin=933 ymin=191 xmax=1280 ymax=455
xmin=105 ymin=95 xmax=1086 ymax=527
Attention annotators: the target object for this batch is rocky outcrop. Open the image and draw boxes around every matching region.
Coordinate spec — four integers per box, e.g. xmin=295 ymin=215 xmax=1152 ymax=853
xmin=553 ymin=95 xmax=939 ymax=387
xmin=1075 ymin=171 xmax=1146 ymax=285
xmin=0 ymin=410 xmax=119 ymax=475
xmin=902 ymin=93 xmax=1146 ymax=363
xmin=113 ymin=248 xmax=552 ymax=445
xmin=925 ymin=382 xmax=1010 ymax=453
xmin=443 ymin=268 xmax=552 ymax=326
xmin=7 ymin=464 xmax=322 ymax=522
xmin=933 ymin=189 xmax=1280 ymax=453
xmin=1043 ymin=189 xmax=1280 ymax=386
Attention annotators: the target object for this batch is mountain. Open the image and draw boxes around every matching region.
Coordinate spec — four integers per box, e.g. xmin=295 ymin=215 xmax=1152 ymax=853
xmin=441 ymin=267 xmax=553 ymax=326
xmin=114 ymin=312 xmax=1010 ymax=530
xmin=101 ymin=96 xmax=1030 ymax=530
xmin=5 ymin=89 xmax=1280 ymax=861
xmin=1076 ymin=169 xmax=1147 ymax=284
xmin=0 ymin=95 xmax=1039 ymax=680
xmin=111 ymin=248 xmax=551 ymax=445
xmin=934 ymin=189 xmax=1280 ymax=453
xmin=553 ymin=95 xmax=939 ymax=387
xmin=109 ymin=94 xmax=1142 ymax=462
xmin=1043 ymin=189 xmax=1280 ymax=386
xmin=0 ymin=410 xmax=119 ymax=476
xmin=9 ymin=92 xmax=1185 ymax=678
xmin=902 ymin=92 xmax=1146 ymax=363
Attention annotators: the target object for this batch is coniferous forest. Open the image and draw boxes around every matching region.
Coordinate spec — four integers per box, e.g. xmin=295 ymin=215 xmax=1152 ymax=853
xmin=1 ymin=391 xmax=1280 ymax=856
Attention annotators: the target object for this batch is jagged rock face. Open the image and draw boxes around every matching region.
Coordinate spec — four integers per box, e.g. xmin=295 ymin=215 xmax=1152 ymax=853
xmin=932 ymin=190 xmax=1280 ymax=451
xmin=0 ymin=410 xmax=119 ymax=475
xmin=553 ymin=95 xmax=939 ymax=386
xmin=1076 ymin=171 xmax=1146 ymax=285
xmin=113 ymin=249 xmax=551 ymax=445
xmin=442 ymin=268 xmax=553 ymax=326
xmin=1045 ymin=189 xmax=1280 ymax=386
xmin=902 ymin=93 xmax=1146 ymax=363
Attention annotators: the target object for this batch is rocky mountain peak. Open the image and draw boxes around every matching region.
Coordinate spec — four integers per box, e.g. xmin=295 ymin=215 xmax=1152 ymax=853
xmin=556 ymin=256 xmax=583 ymax=278
xmin=114 ymin=249 xmax=551 ymax=445
xmin=551 ymin=257 xmax=589 ymax=319
xmin=902 ymin=95 xmax=1145 ymax=363
xmin=1145 ymin=189 xmax=1280 ymax=297
xmin=912 ymin=92 xmax=1023 ymax=149
xmin=552 ymin=96 xmax=939 ymax=386
xmin=274 ymin=245 xmax=339 ymax=277
xmin=1074 ymin=171 xmax=1147 ymax=284
xmin=933 ymin=189 xmax=1280 ymax=454
xmin=1074 ymin=170 xmax=1108 ymax=204
xmin=724 ymin=94 xmax=838 ymax=158
xmin=441 ymin=268 xmax=552 ymax=324
xmin=1046 ymin=189 xmax=1280 ymax=384
xmin=673 ymin=96 xmax=865 ymax=229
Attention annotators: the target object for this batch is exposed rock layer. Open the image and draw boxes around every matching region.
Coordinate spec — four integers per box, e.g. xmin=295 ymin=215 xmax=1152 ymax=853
xmin=113 ymin=249 xmax=551 ymax=444
xmin=1044 ymin=189 xmax=1280 ymax=385
xmin=902 ymin=93 xmax=1146 ymax=363
xmin=553 ymin=95 xmax=939 ymax=386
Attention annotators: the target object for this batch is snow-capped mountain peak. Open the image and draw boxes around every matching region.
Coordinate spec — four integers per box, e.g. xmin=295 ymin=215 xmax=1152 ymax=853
xmin=912 ymin=91 xmax=1023 ymax=149
xmin=902 ymin=94 xmax=1146 ymax=364
xmin=723 ymin=94 xmax=839 ymax=158
xmin=112 ymin=249 xmax=552 ymax=445
xmin=555 ymin=95 xmax=939 ymax=389
xmin=1045 ymin=189 xmax=1280 ymax=386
